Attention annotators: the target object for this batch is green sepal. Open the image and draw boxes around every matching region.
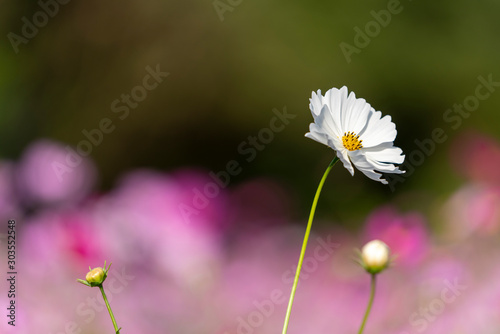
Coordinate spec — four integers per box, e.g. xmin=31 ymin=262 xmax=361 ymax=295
xmin=77 ymin=279 xmax=92 ymax=287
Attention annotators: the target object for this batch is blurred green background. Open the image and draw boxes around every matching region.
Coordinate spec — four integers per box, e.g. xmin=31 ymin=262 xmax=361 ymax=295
xmin=1 ymin=0 xmax=499 ymax=227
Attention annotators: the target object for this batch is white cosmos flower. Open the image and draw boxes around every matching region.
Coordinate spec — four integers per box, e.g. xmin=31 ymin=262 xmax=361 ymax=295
xmin=305 ymin=86 xmax=405 ymax=184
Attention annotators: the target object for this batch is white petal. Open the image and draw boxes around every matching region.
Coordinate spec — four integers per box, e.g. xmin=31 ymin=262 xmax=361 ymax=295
xmin=349 ymin=149 xmax=404 ymax=184
xmin=305 ymin=123 xmax=329 ymax=146
xmin=309 ymin=90 xmax=324 ymax=117
xmin=348 ymin=151 xmax=388 ymax=183
xmin=356 ymin=147 xmax=404 ymax=173
xmin=324 ymin=87 xmax=347 ymax=135
xmin=344 ymin=95 xmax=372 ymax=136
xmin=363 ymin=145 xmax=405 ymax=165
xmin=314 ymin=105 xmax=342 ymax=138
xmin=360 ymin=112 xmax=397 ymax=148
xmin=329 ymin=138 xmax=354 ymax=176
xmin=339 ymin=88 xmax=356 ymax=132
xmin=365 ymin=156 xmax=405 ymax=173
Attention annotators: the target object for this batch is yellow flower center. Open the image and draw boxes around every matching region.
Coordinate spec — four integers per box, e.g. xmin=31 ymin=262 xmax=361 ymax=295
xmin=342 ymin=131 xmax=363 ymax=151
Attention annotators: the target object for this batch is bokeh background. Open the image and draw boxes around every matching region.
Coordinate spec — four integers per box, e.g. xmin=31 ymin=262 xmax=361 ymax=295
xmin=1 ymin=0 xmax=500 ymax=333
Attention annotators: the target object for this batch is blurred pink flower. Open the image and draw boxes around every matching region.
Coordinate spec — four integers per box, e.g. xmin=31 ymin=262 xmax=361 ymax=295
xmin=22 ymin=208 xmax=105 ymax=276
xmin=468 ymin=186 xmax=500 ymax=235
xmin=442 ymin=184 xmax=500 ymax=239
xmin=450 ymin=131 xmax=500 ymax=185
xmin=94 ymin=169 xmax=226 ymax=289
xmin=16 ymin=139 xmax=97 ymax=205
xmin=12 ymin=207 xmax=109 ymax=334
xmin=364 ymin=206 xmax=430 ymax=266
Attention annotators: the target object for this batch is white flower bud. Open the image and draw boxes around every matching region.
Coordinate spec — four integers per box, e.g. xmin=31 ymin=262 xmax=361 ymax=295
xmin=360 ymin=240 xmax=390 ymax=274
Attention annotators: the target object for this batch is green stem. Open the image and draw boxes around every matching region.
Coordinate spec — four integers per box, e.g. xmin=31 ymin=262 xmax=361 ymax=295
xmin=357 ymin=274 xmax=377 ymax=334
xmin=281 ymin=157 xmax=339 ymax=334
xmin=99 ymin=285 xmax=121 ymax=334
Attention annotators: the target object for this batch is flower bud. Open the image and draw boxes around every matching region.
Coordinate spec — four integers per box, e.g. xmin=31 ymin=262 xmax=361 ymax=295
xmin=85 ymin=267 xmax=106 ymax=285
xmin=77 ymin=261 xmax=112 ymax=288
xmin=360 ymin=240 xmax=390 ymax=274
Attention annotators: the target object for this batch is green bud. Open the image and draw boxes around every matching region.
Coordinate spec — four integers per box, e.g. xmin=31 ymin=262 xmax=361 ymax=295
xmin=78 ymin=261 xmax=111 ymax=287
xmin=86 ymin=267 xmax=106 ymax=285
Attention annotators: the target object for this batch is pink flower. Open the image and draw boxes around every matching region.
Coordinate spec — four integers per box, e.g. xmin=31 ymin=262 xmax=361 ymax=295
xmin=442 ymin=184 xmax=500 ymax=238
xmin=364 ymin=206 xmax=429 ymax=266
xmin=16 ymin=139 xmax=97 ymax=205
xmin=22 ymin=208 xmax=105 ymax=275
xmin=94 ymin=169 xmax=226 ymax=289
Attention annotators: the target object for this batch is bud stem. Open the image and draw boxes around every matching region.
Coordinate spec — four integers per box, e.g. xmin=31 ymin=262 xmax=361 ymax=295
xmin=357 ymin=273 xmax=377 ymax=334
xmin=99 ymin=285 xmax=121 ymax=334
xmin=281 ymin=157 xmax=339 ymax=334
